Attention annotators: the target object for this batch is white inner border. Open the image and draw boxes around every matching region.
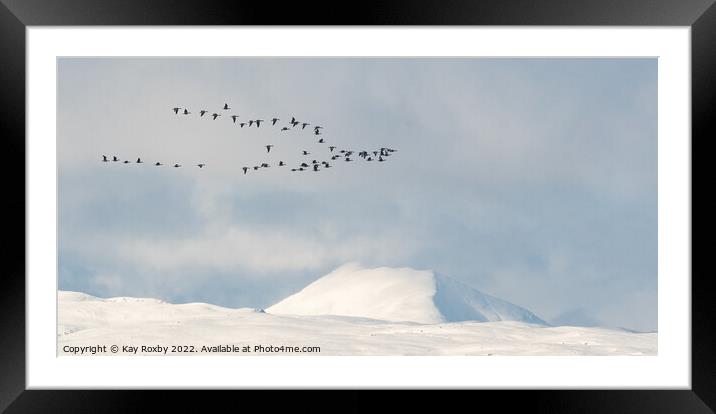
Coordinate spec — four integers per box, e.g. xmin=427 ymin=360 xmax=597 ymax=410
xmin=27 ymin=27 xmax=691 ymax=389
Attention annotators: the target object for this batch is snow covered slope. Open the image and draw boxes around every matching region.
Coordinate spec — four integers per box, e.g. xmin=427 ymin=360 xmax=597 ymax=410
xmin=58 ymin=290 xmax=656 ymax=356
xmin=266 ymin=264 xmax=547 ymax=325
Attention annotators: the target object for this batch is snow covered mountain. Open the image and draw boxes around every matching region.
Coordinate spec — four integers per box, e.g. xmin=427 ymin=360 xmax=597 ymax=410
xmin=266 ymin=264 xmax=547 ymax=325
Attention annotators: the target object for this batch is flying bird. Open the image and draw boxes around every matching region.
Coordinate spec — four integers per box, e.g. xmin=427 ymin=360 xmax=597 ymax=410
xmin=261 ymin=163 xmax=270 ymax=168
xmin=240 ymin=122 xmax=246 ymax=128
xmin=183 ymin=109 xmax=191 ymax=115
xmin=301 ymin=123 xmax=310 ymax=129
xmin=266 ymin=145 xmax=274 ymax=153
xmin=136 ymin=158 xmax=143 ymax=163
xmin=223 ymin=103 xmax=231 ymax=110
xmin=242 ymin=167 xmax=248 ymax=174
xmin=271 ymin=118 xmax=280 ymax=125
xmin=155 ymin=162 xmax=162 ymax=166
xmin=253 ymin=166 xmax=260 ymax=171
xmin=231 ymin=115 xmax=239 ymax=123
xmin=102 ymin=155 xmax=108 ymax=162
xmin=173 ymin=163 xmax=181 ymax=168
xmin=112 ymin=156 xmax=119 ymax=162
xmin=200 ymin=110 xmax=208 ymax=117
xmin=329 ymin=146 xmax=336 ymax=152
xmin=248 ymin=120 xmax=254 ymax=127
xmin=314 ymin=129 xmax=321 ymax=135
xmin=313 ymin=164 xmax=319 ymax=171
xmin=197 ymin=163 xmax=206 ymax=168
xmin=212 ymin=113 xmax=221 ymax=120
xmin=281 ymin=127 xmax=290 ymax=131
xmin=172 ymin=107 xmax=180 ymax=114
xmin=123 ymin=160 xmax=130 ymax=164
xmin=318 ymin=138 xmax=325 ymax=143
xmin=278 ymin=161 xmax=285 ymax=166
xmin=255 ymin=119 xmax=264 ymax=127
xmin=302 ymin=150 xmax=310 ymax=155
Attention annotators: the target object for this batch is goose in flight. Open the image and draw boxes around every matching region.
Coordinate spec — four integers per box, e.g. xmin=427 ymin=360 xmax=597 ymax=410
xmin=123 ymin=160 xmax=130 ymax=164
xmin=155 ymin=162 xmax=163 ymax=166
xmin=271 ymin=118 xmax=280 ymax=125
xmin=266 ymin=145 xmax=274 ymax=153
xmin=366 ymin=157 xmax=373 ymax=161
xmin=314 ymin=129 xmax=321 ymax=136
xmin=242 ymin=167 xmax=248 ymax=174
xmin=197 ymin=163 xmax=206 ymax=168
xmin=302 ymin=150 xmax=310 ymax=155
xmin=329 ymin=146 xmax=336 ymax=152
xmin=253 ymin=166 xmax=260 ymax=171
xmin=231 ymin=115 xmax=239 ymax=123
xmin=261 ymin=163 xmax=270 ymax=168
xmin=223 ymin=103 xmax=231 ymax=110
xmin=255 ymin=119 xmax=264 ymax=128
xmin=281 ymin=127 xmax=290 ymax=131
xmin=318 ymin=138 xmax=325 ymax=143
xmin=200 ymin=110 xmax=208 ymax=117
xmin=112 ymin=156 xmax=120 ymax=162
xmin=136 ymin=158 xmax=143 ymax=163
xmin=212 ymin=113 xmax=221 ymax=120
xmin=172 ymin=107 xmax=181 ymax=114
xmin=300 ymin=162 xmax=309 ymax=168
xmin=345 ymin=157 xmax=352 ymax=162
xmin=278 ymin=161 xmax=285 ymax=166
xmin=313 ymin=164 xmax=319 ymax=171
xmin=173 ymin=163 xmax=181 ymax=168
xmin=314 ymin=126 xmax=324 ymax=131
xmin=240 ymin=122 xmax=246 ymax=128
xmin=301 ymin=123 xmax=310 ymax=129
xmin=378 ymin=156 xmax=385 ymax=162
xmin=102 ymin=155 xmax=109 ymax=162
xmin=183 ymin=109 xmax=191 ymax=115
xmin=248 ymin=120 xmax=254 ymax=127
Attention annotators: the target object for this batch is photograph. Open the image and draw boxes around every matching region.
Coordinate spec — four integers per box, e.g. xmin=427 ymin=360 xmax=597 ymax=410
xmin=57 ymin=57 xmax=658 ymax=357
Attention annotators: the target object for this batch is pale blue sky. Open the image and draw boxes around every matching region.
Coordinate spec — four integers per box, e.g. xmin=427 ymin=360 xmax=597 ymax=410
xmin=57 ymin=58 xmax=657 ymax=331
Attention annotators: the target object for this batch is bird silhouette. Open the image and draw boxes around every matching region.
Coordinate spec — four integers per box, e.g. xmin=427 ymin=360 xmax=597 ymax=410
xmin=261 ymin=163 xmax=270 ymax=168
xmin=266 ymin=145 xmax=274 ymax=153
xmin=200 ymin=110 xmax=208 ymax=117
xmin=314 ymin=126 xmax=323 ymax=131
xmin=172 ymin=107 xmax=180 ymax=114
xmin=197 ymin=163 xmax=206 ymax=168
xmin=212 ymin=113 xmax=221 ymax=120
xmin=300 ymin=162 xmax=309 ymax=168
xmin=231 ymin=115 xmax=239 ymax=123
xmin=271 ymin=118 xmax=280 ymax=125
xmin=329 ymin=146 xmax=336 ymax=152
xmin=378 ymin=156 xmax=385 ymax=162
xmin=253 ymin=166 xmax=260 ymax=171
xmin=112 ymin=156 xmax=119 ymax=162
xmin=136 ymin=158 xmax=143 ymax=163
xmin=223 ymin=103 xmax=231 ymax=110
xmin=255 ymin=119 xmax=264 ymax=127
xmin=318 ymin=138 xmax=325 ymax=143
xmin=102 ymin=155 xmax=108 ymax=162
xmin=248 ymin=120 xmax=254 ymax=127
xmin=155 ymin=162 xmax=162 ymax=166
xmin=313 ymin=164 xmax=319 ymax=171
xmin=314 ymin=129 xmax=321 ymax=135
xmin=281 ymin=127 xmax=289 ymax=131
xmin=301 ymin=123 xmax=310 ymax=129
xmin=183 ymin=109 xmax=191 ymax=115
xmin=174 ymin=163 xmax=181 ymax=168
xmin=278 ymin=161 xmax=285 ymax=166
xmin=242 ymin=167 xmax=248 ymax=174
xmin=302 ymin=150 xmax=310 ymax=155
xmin=123 ymin=160 xmax=130 ymax=164
xmin=240 ymin=122 xmax=246 ymax=128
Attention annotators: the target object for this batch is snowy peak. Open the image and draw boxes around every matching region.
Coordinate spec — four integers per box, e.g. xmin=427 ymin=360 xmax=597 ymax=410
xmin=266 ymin=264 xmax=547 ymax=325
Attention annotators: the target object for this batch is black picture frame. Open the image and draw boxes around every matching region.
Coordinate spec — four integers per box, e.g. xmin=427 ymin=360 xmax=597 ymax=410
xmin=0 ymin=1 xmax=709 ymax=412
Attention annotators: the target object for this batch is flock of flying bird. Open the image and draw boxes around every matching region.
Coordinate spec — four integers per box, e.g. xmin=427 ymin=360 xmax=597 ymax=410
xmin=101 ymin=103 xmax=398 ymax=174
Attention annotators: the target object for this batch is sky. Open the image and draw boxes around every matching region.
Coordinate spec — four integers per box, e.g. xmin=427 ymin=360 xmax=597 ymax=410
xmin=57 ymin=57 xmax=657 ymax=331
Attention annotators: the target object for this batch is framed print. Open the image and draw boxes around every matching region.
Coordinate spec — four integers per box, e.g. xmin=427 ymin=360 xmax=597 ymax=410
xmin=2 ymin=0 xmax=711 ymax=412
